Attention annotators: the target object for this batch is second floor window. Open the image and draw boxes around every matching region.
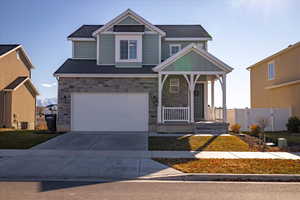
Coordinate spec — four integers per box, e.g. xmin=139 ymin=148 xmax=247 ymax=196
xmin=268 ymin=62 xmax=275 ymax=80
xmin=169 ymin=44 xmax=181 ymax=56
xmin=120 ymin=40 xmax=137 ymax=60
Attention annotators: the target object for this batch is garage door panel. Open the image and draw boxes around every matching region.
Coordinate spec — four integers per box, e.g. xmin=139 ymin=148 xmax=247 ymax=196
xmin=71 ymin=93 xmax=148 ymax=131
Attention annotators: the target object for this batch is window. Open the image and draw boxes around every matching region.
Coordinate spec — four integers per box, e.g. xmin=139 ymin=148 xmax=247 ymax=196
xmin=268 ymin=62 xmax=275 ymax=80
xmin=116 ymin=35 xmax=142 ymax=63
xmin=120 ymin=40 xmax=137 ymax=60
xmin=169 ymin=44 xmax=181 ymax=56
xmin=169 ymin=78 xmax=180 ymax=93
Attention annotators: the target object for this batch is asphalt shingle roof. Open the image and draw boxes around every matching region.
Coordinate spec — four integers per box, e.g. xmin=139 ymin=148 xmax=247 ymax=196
xmin=67 ymin=25 xmax=211 ymax=39
xmin=4 ymin=76 xmax=28 ymax=90
xmin=54 ymin=59 xmax=156 ymax=74
xmin=0 ymin=44 xmax=20 ymax=56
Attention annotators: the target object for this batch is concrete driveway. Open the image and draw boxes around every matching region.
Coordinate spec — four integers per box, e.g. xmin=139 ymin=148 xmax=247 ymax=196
xmin=32 ymin=132 xmax=148 ymax=151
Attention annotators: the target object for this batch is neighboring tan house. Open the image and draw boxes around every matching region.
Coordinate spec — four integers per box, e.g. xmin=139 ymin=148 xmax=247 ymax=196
xmin=54 ymin=9 xmax=233 ymax=132
xmin=0 ymin=44 xmax=39 ymax=129
xmin=248 ymin=42 xmax=300 ymax=117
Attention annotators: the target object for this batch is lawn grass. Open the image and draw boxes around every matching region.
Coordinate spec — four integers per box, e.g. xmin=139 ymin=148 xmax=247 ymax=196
xmin=155 ymin=158 xmax=300 ymax=174
xmin=0 ymin=130 xmax=59 ymax=149
xmin=149 ymin=136 xmax=251 ymax=151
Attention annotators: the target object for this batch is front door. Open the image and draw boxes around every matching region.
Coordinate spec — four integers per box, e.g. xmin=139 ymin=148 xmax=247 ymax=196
xmin=194 ymin=83 xmax=204 ymax=121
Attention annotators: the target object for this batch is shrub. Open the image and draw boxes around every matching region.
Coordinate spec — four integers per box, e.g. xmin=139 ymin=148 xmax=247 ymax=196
xmin=250 ymin=124 xmax=261 ymax=137
xmin=231 ymin=124 xmax=241 ymax=133
xmin=286 ymin=116 xmax=300 ymax=133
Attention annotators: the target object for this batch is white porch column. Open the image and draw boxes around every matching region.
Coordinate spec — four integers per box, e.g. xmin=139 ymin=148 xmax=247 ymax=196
xmin=222 ymin=74 xmax=227 ymax=122
xmin=211 ymin=79 xmax=215 ymax=109
xmin=211 ymin=79 xmax=215 ymax=120
xmin=190 ymin=74 xmax=195 ymax=123
xmin=157 ymin=74 xmax=162 ymax=123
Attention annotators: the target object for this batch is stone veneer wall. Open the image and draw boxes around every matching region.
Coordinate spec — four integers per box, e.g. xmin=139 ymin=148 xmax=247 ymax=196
xmin=57 ymin=77 xmax=158 ymax=132
xmin=162 ymin=75 xmax=189 ymax=107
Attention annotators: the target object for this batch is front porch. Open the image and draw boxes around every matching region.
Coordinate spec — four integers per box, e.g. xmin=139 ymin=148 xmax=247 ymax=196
xmin=152 ymin=44 xmax=233 ymax=133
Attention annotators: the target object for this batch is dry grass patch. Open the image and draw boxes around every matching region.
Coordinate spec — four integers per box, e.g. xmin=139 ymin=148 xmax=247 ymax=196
xmin=155 ymin=158 xmax=300 ymax=174
xmin=149 ymin=136 xmax=250 ymax=151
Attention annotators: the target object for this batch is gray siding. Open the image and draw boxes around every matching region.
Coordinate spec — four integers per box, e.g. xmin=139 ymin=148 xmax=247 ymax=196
xmin=162 ymin=51 xmax=222 ymax=72
xmin=143 ymin=34 xmax=159 ymax=65
xmin=117 ymin=16 xmax=141 ymax=25
xmin=161 ymin=41 xmax=206 ymax=61
xmin=99 ymin=34 xmax=115 ymax=64
xmin=73 ymin=41 xmax=96 ymax=59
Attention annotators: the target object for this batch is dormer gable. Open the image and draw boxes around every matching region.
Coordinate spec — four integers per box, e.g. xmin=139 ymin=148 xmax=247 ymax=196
xmin=92 ymin=9 xmax=166 ymax=36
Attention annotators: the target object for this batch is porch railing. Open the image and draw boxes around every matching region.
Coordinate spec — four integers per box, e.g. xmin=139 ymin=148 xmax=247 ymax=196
xmin=162 ymin=107 xmax=190 ymax=123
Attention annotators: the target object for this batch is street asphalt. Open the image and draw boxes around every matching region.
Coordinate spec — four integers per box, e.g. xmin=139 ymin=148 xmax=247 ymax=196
xmin=0 ymin=181 xmax=299 ymax=200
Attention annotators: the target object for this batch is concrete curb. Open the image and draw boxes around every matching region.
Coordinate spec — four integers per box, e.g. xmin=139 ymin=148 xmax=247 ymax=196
xmin=0 ymin=174 xmax=299 ymax=182
xmin=148 ymin=173 xmax=300 ymax=182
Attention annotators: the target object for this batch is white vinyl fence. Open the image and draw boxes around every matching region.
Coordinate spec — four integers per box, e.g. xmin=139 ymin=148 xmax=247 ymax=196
xmin=227 ymin=108 xmax=291 ymax=132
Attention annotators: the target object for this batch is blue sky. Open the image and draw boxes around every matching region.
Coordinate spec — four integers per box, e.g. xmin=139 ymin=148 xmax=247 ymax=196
xmin=1 ymin=0 xmax=299 ymax=108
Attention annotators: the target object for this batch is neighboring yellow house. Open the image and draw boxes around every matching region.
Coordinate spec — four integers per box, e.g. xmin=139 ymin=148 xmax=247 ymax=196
xmin=247 ymin=42 xmax=300 ymax=117
xmin=0 ymin=44 xmax=39 ymax=129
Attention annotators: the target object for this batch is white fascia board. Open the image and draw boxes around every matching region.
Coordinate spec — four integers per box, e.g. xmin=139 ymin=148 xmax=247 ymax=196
xmin=92 ymin=9 xmax=166 ymax=37
xmin=68 ymin=37 xmax=96 ymax=41
xmin=55 ymin=73 xmax=158 ymax=78
xmin=159 ymin=71 xmax=225 ymax=75
xmin=18 ymin=46 xmax=36 ymax=69
xmin=0 ymin=45 xmax=21 ymax=59
xmin=164 ymin=37 xmax=212 ymax=41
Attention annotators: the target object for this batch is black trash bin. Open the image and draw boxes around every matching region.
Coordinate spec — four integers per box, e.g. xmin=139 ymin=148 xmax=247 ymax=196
xmin=45 ymin=114 xmax=57 ymax=131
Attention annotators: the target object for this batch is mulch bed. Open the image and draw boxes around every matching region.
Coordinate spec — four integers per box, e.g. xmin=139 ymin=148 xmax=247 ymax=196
xmin=236 ymin=134 xmax=282 ymax=152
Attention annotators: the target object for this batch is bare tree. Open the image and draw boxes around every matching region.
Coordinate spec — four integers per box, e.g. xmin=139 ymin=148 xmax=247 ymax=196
xmin=256 ymin=117 xmax=270 ymax=151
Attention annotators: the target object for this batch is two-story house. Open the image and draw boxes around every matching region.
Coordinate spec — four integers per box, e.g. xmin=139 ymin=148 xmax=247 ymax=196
xmin=0 ymin=44 xmax=39 ymax=129
xmin=248 ymin=42 xmax=300 ymax=118
xmin=54 ymin=9 xmax=233 ymax=132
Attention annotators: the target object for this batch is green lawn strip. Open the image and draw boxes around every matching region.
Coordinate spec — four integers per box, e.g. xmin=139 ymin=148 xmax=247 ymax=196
xmin=154 ymin=158 xmax=300 ymax=174
xmin=0 ymin=130 xmax=59 ymax=149
xmin=149 ymin=136 xmax=250 ymax=151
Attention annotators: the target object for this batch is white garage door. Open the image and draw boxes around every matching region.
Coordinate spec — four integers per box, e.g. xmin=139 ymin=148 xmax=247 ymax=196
xmin=71 ymin=93 xmax=149 ymax=132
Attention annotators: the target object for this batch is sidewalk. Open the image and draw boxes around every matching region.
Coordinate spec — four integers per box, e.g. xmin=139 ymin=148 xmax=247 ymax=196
xmin=0 ymin=149 xmax=299 ymax=159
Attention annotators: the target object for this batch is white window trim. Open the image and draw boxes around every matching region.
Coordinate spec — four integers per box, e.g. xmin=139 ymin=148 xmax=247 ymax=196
xmin=169 ymin=78 xmax=180 ymax=93
xmin=268 ymin=61 xmax=275 ymax=80
xmin=115 ymin=34 xmax=142 ymax=63
xmin=169 ymin=44 xmax=181 ymax=57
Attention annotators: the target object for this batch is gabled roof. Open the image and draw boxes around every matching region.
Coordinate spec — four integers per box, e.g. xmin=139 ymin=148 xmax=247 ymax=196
xmin=92 ymin=9 xmax=166 ymax=37
xmin=54 ymin=59 xmax=156 ymax=75
xmin=0 ymin=44 xmax=35 ymax=69
xmin=0 ymin=44 xmax=20 ymax=57
xmin=156 ymin=25 xmax=211 ymax=39
xmin=153 ymin=43 xmax=233 ymax=73
xmin=68 ymin=25 xmax=102 ymax=38
xmin=4 ymin=76 xmax=39 ymax=95
xmin=68 ymin=24 xmax=211 ymax=39
xmin=247 ymin=41 xmax=300 ymax=70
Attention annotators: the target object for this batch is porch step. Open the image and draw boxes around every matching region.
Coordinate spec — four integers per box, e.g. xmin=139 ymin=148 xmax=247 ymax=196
xmin=157 ymin=123 xmax=193 ymax=133
xmin=194 ymin=122 xmax=229 ymax=134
